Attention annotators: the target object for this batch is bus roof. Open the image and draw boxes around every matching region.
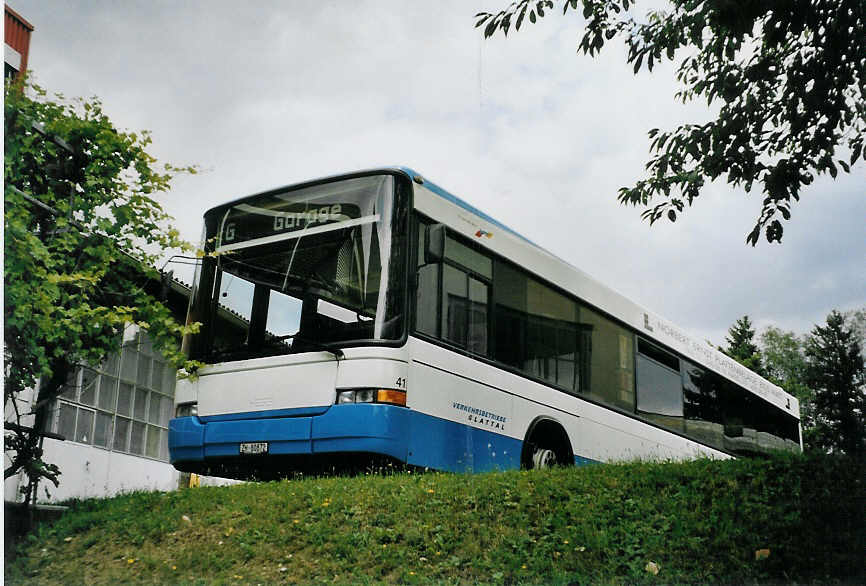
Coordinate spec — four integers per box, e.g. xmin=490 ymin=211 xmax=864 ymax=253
xmin=394 ymin=167 xmax=538 ymax=247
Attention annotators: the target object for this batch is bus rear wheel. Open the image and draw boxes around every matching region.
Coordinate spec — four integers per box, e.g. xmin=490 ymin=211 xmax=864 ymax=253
xmin=522 ymin=418 xmax=573 ymax=470
xmin=531 ymin=447 xmax=558 ymax=469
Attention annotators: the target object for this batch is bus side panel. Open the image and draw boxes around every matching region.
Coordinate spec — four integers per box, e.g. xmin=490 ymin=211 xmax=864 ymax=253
xmin=406 ymin=411 xmax=521 ymax=473
xmin=407 ymin=339 xmax=519 ymax=472
xmin=501 ymin=372 xmax=731 ymax=463
xmin=409 ymin=337 xmax=729 ymax=465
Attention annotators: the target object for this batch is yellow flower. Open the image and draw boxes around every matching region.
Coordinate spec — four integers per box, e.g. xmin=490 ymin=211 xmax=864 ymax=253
xmin=127 ymin=559 xmax=135 ymax=564
xmin=426 ymin=489 xmax=434 ymax=494
xmin=293 ymin=519 xmax=300 ymax=524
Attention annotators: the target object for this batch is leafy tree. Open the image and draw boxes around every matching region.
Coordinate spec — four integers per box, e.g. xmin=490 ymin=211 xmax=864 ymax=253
xmin=804 ymin=311 xmax=866 ymax=457
xmin=476 ymin=1 xmax=866 ymax=244
xmin=4 ymin=80 xmax=198 ymax=500
xmin=759 ymin=326 xmax=816 ymax=447
xmin=721 ymin=315 xmax=763 ymax=376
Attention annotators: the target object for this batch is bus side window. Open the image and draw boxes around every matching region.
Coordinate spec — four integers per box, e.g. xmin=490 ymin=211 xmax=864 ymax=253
xmin=415 ymin=221 xmax=441 ymax=337
xmin=442 ymin=264 xmax=469 ymax=346
xmin=467 ymin=276 xmax=488 ymax=356
xmin=440 ymin=265 xmax=490 ymax=355
xmin=444 ymin=234 xmax=491 ymax=356
xmin=492 ymin=260 xmax=581 ymax=393
xmin=414 ymin=220 xmax=491 ymax=357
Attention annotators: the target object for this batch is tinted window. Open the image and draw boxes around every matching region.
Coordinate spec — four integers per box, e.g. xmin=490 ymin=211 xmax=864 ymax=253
xmin=682 ymin=359 xmax=799 ymax=454
xmin=492 ymin=262 xmax=581 ymax=390
xmin=491 ymin=262 xmax=526 ymax=369
xmin=445 ymin=235 xmax=492 ymax=278
xmin=415 ymin=222 xmax=440 ymax=336
xmin=416 ymin=263 xmax=439 ymax=337
xmin=579 ymin=306 xmax=635 ymax=411
xmin=636 ymin=343 xmax=684 ymax=432
xmin=467 ymin=277 xmax=489 ymax=355
xmin=442 ymin=264 xmax=469 ymax=347
xmin=637 ymin=353 xmax=684 ymax=417
xmin=638 ymin=338 xmax=680 ymax=371
xmin=682 ymin=360 xmax=725 ymax=448
xmin=415 ymin=222 xmax=490 ymax=358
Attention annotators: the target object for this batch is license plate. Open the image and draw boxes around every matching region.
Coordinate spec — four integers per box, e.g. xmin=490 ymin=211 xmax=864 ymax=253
xmin=239 ymin=442 xmax=269 ymax=455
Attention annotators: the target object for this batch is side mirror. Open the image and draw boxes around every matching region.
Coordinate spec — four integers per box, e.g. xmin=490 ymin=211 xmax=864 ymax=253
xmin=425 ymin=224 xmax=445 ymax=263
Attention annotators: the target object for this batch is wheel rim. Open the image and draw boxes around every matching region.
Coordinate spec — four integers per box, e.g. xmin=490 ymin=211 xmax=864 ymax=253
xmin=532 ymin=448 xmax=557 ymax=469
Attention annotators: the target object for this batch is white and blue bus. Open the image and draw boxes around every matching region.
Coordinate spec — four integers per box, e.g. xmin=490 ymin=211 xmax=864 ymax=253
xmin=169 ymin=168 xmax=801 ymax=479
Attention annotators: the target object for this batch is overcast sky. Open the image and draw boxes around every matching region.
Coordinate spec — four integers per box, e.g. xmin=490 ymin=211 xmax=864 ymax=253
xmin=12 ymin=0 xmax=864 ymax=345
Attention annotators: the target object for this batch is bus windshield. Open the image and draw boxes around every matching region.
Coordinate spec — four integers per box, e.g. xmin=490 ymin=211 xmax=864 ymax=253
xmin=189 ymin=174 xmax=409 ymax=362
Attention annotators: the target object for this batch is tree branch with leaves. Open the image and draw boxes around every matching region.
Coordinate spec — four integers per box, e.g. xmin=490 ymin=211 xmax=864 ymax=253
xmin=477 ymin=0 xmax=865 ymax=244
xmin=4 ymin=79 xmax=200 ymax=499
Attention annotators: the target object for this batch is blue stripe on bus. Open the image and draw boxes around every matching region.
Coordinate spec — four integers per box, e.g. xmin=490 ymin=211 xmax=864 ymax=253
xmin=169 ymin=416 xmax=205 ymax=462
xmin=574 ymin=454 xmax=599 ymax=466
xmin=170 ymin=404 xmax=411 ymax=463
xmin=169 ymin=405 xmax=599 ymax=473
xmin=405 ymin=413 xmax=521 ymax=472
xmin=170 ymin=405 xmax=522 ymax=473
xmin=397 ymin=166 xmax=536 ymax=246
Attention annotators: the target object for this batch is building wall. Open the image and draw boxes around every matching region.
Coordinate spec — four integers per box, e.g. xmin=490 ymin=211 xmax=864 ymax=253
xmin=5 ymin=326 xmax=237 ymax=504
xmin=4 ymin=4 xmax=33 ymax=79
xmin=19 ymin=439 xmax=181 ymax=502
xmin=44 ymin=328 xmax=177 ymax=465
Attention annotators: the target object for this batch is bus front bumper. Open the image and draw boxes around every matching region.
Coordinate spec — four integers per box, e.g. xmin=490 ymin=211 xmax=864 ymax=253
xmin=169 ymin=404 xmax=410 ymax=467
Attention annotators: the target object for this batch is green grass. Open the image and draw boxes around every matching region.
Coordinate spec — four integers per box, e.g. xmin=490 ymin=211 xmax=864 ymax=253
xmin=5 ymin=452 xmax=864 ymax=584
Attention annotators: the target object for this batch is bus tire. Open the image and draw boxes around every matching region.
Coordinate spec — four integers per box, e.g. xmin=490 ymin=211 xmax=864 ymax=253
xmin=531 ymin=448 xmax=557 ymax=469
xmin=521 ymin=417 xmax=573 ymax=470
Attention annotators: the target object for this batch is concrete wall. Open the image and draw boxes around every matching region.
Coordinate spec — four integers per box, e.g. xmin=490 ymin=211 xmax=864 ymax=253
xmin=7 ymin=438 xmax=180 ymax=503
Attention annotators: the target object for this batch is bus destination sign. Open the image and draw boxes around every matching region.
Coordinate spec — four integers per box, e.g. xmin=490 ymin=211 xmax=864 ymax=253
xmin=221 ymin=201 xmax=360 ymax=245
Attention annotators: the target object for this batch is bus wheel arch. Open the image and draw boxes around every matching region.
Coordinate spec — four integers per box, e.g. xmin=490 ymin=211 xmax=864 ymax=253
xmin=521 ymin=417 xmax=574 ymax=469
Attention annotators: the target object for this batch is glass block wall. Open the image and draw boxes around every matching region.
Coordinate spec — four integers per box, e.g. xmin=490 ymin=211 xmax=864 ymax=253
xmin=45 ymin=329 xmax=176 ymax=461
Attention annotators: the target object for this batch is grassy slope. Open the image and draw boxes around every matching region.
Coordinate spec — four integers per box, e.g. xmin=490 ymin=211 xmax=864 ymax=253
xmin=5 ymin=453 xmax=864 ymax=585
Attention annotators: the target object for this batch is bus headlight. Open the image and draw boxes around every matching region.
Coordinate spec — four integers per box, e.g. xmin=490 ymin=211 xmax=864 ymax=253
xmin=335 ymin=389 xmax=406 ymax=407
xmin=355 ymin=389 xmax=375 ymax=403
xmin=337 ymin=389 xmax=375 ymax=404
xmin=176 ymin=402 xmax=198 ymax=417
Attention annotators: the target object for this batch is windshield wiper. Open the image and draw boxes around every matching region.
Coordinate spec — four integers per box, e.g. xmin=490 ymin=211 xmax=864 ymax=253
xmin=271 ymin=333 xmax=344 ymax=360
